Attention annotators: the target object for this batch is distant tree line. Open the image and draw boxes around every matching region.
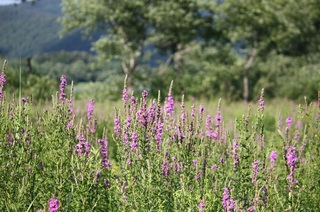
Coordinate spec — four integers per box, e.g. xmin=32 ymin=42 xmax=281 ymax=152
xmin=59 ymin=0 xmax=320 ymax=101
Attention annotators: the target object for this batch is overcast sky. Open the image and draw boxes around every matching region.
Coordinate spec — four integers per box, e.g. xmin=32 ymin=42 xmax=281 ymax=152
xmin=0 ymin=0 xmax=20 ymax=6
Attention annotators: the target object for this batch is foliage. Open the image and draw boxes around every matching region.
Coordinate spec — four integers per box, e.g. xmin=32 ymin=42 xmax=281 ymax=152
xmin=1 ymin=60 xmax=320 ymax=210
xmin=0 ymin=0 xmax=93 ymax=58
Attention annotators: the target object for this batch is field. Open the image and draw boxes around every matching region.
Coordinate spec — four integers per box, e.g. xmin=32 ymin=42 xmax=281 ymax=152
xmin=1 ymin=61 xmax=320 ymax=211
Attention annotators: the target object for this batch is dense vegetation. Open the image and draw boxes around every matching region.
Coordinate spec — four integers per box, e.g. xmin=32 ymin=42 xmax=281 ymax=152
xmin=0 ymin=0 xmax=94 ymax=58
xmin=1 ymin=0 xmax=319 ymax=101
xmin=1 ymin=60 xmax=320 ymax=211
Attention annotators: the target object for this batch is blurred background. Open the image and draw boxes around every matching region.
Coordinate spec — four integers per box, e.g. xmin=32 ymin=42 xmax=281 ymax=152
xmin=0 ymin=0 xmax=319 ymax=103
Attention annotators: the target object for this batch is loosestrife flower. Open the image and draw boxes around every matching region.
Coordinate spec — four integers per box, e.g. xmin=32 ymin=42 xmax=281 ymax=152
xmin=258 ymin=98 xmax=264 ymax=111
xmin=269 ymin=150 xmax=277 ymax=169
xmin=161 ymin=160 xmax=170 ymax=178
xmin=99 ymin=139 xmax=111 ymax=169
xmin=155 ymin=120 xmax=164 ymax=150
xmin=125 ymin=115 xmax=132 ymax=128
xmin=75 ymin=135 xmax=90 ymax=156
xmin=199 ymin=198 xmax=205 ymax=212
xmin=130 ymin=132 xmax=139 ymax=151
xmin=222 ymin=187 xmax=235 ymax=212
xmin=199 ymin=105 xmax=205 ymax=115
xmin=191 ymin=105 xmax=196 ymax=117
xmin=248 ymin=206 xmax=255 ymax=212
xmin=215 ymin=110 xmax=222 ymax=125
xmin=251 ymin=160 xmax=259 ymax=186
xmin=211 ymin=164 xmax=217 ymax=170
xmin=122 ymin=88 xmax=128 ymax=108
xmin=286 ymin=117 xmax=293 ymax=128
xmin=0 ymin=70 xmax=6 ymax=99
xmin=165 ymin=92 xmax=174 ymax=116
xmin=114 ymin=117 xmax=121 ymax=140
xmin=286 ymin=145 xmax=298 ymax=191
xmin=87 ymin=99 xmax=94 ymax=120
xmin=147 ymin=100 xmax=156 ymax=124
xmin=59 ymin=75 xmax=67 ymax=101
xmin=232 ymin=140 xmax=239 ymax=170
xmin=48 ymin=197 xmax=59 ymax=212
xmin=136 ymin=90 xmax=148 ymax=127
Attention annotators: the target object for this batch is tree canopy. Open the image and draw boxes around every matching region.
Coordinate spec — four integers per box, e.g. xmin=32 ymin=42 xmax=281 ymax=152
xmin=60 ymin=0 xmax=320 ymax=101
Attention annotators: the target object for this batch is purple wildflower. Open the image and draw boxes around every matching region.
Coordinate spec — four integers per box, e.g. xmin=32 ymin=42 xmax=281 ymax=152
xmin=297 ymin=121 xmax=303 ymax=129
xmin=286 ymin=117 xmax=293 ymax=128
xmin=122 ymin=88 xmax=128 ymax=108
xmin=0 ymin=70 xmax=6 ymax=99
xmin=248 ymin=206 xmax=255 ymax=212
xmin=215 ymin=110 xmax=222 ymax=125
xmin=147 ymin=100 xmax=156 ymax=123
xmin=165 ymin=92 xmax=174 ymax=116
xmin=191 ymin=105 xmax=196 ymax=117
xmin=294 ymin=131 xmax=300 ymax=141
xmin=136 ymin=91 xmax=148 ymax=127
xmin=161 ymin=160 xmax=170 ymax=177
xmin=75 ymin=141 xmax=91 ymax=156
xmin=130 ymin=133 xmax=139 ymax=151
xmin=155 ymin=121 xmax=164 ymax=150
xmin=232 ymin=141 xmax=239 ymax=170
xmin=258 ymin=98 xmax=264 ymax=111
xmin=21 ymin=97 xmax=27 ymax=103
xmin=211 ymin=164 xmax=217 ymax=170
xmin=125 ymin=115 xmax=132 ymax=128
xmin=286 ymin=145 xmax=298 ymax=191
xmin=269 ymin=151 xmax=277 ymax=169
xmin=48 ymin=197 xmax=59 ymax=212
xmin=87 ymin=99 xmax=94 ymax=120
xmin=222 ymin=187 xmax=235 ymax=212
xmin=104 ymin=179 xmax=111 ymax=189
xmin=199 ymin=105 xmax=205 ymax=115
xmin=59 ymin=75 xmax=67 ymax=101
xmin=220 ymin=157 xmax=225 ymax=164
xmin=251 ymin=160 xmax=259 ymax=186
xmin=206 ymin=115 xmax=213 ymax=137
xmin=180 ymin=100 xmax=186 ymax=121
xmin=99 ymin=139 xmax=111 ymax=168
xmin=114 ymin=117 xmax=121 ymax=140
xmin=199 ymin=198 xmax=205 ymax=212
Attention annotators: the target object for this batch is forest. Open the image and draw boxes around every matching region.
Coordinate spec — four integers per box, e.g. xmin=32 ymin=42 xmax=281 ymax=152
xmin=1 ymin=0 xmax=320 ymax=102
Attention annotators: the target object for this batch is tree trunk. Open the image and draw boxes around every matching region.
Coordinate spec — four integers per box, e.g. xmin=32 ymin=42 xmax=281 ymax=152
xmin=121 ymin=56 xmax=136 ymax=94
xmin=243 ymin=32 xmax=258 ymax=103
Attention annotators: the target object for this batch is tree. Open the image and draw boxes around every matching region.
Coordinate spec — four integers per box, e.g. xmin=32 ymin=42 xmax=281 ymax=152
xmin=59 ymin=0 xmax=217 ymax=91
xmin=60 ymin=0 xmax=150 ymax=91
xmin=217 ymin=0 xmax=320 ymax=102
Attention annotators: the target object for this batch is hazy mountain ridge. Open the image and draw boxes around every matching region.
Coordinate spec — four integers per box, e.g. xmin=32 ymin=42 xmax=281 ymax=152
xmin=0 ymin=0 xmax=94 ymax=58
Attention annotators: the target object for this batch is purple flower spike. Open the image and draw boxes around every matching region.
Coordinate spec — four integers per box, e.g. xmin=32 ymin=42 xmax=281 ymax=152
xmin=99 ymin=138 xmax=111 ymax=169
xmin=222 ymin=187 xmax=235 ymax=212
xmin=199 ymin=105 xmax=205 ymax=115
xmin=269 ymin=150 xmax=277 ymax=169
xmin=130 ymin=133 xmax=139 ymax=151
xmin=59 ymin=75 xmax=67 ymax=101
xmin=87 ymin=99 xmax=94 ymax=120
xmin=286 ymin=117 xmax=293 ymax=128
xmin=199 ymin=198 xmax=205 ymax=212
xmin=122 ymin=88 xmax=128 ymax=108
xmin=165 ymin=92 xmax=174 ymax=116
xmin=0 ymin=71 xmax=6 ymax=99
xmin=286 ymin=145 xmax=298 ymax=191
xmin=251 ymin=160 xmax=259 ymax=186
xmin=258 ymin=98 xmax=264 ymax=111
xmin=48 ymin=197 xmax=59 ymax=212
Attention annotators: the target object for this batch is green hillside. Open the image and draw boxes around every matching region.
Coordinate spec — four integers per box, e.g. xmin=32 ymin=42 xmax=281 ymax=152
xmin=0 ymin=0 xmax=94 ymax=58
